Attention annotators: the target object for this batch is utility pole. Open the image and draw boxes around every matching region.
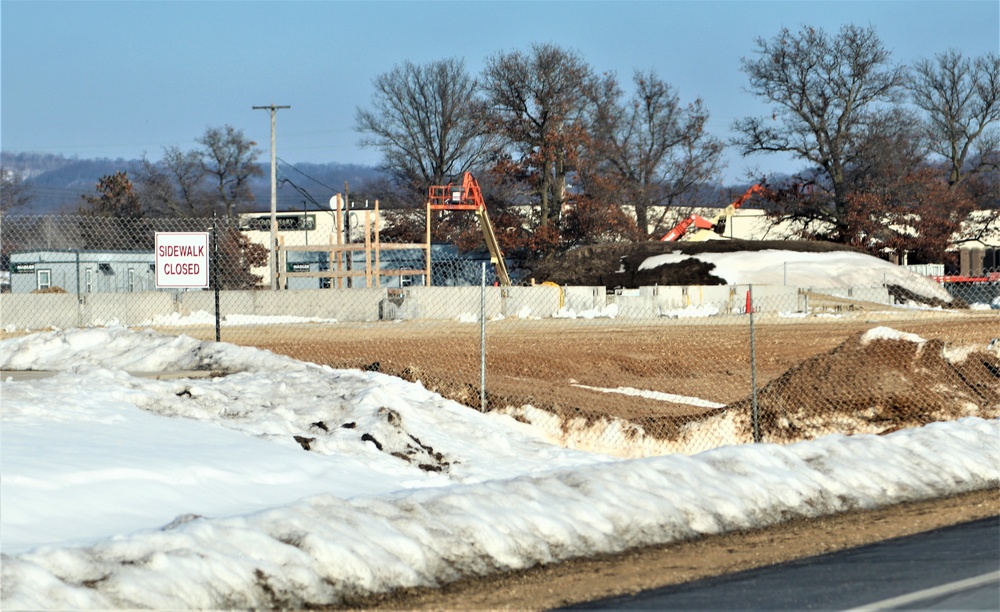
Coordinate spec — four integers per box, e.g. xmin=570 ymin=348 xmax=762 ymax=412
xmin=253 ymin=104 xmax=290 ymax=290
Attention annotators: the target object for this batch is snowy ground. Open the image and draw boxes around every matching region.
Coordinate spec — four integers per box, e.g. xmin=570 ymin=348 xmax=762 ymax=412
xmin=640 ymin=249 xmax=956 ymax=303
xmin=1 ymin=327 xmax=997 ymax=609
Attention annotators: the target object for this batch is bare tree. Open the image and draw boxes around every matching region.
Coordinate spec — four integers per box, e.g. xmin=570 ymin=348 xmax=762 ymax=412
xmin=733 ymin=24 xmax=907 ymax=241
xmin=197 ymin=125 xmax=263 ymax=221
xmin=76 ymin=171 xmax=148 ymax=250
xmin=134 ymin=150 xmax=210 ymax=217
xmin=481 ymin=43 xmax=598 ymax=227
xmin=135 ymin=127 xmax=260 ymax=220
xmin=838 ymin=107 xmax=975 ymax=263
xmin=585 ymin=69 xmax=724 ymax=237
xmin=0 ymin=166 xmax=34 ymax=214
xmin=356 ymin=58 xmax=495 ymax=198
xmin=910 ymin=50 xmax=1000 ymax=189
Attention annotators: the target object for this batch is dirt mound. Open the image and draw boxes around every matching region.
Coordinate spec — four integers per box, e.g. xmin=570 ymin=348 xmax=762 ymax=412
xmin=725 ymin=331 xmax=1000 ymax=442
xmin=887 ymin=284 xmax=958 ymax=309
xmin=528 ymin=240 xmax=861 ymax=287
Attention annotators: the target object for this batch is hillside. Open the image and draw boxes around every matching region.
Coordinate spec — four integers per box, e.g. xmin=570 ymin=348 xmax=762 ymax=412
xmin=1 ymin=152 xmax=384 ymax=215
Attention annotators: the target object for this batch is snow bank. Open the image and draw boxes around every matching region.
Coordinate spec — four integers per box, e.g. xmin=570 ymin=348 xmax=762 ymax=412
xmin=3 ymin=326 xmax=997 ymax=609
xmin=3 ymin=418 xmax=996 ymax=609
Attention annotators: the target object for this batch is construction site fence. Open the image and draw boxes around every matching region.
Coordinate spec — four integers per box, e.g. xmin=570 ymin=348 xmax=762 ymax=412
xmin=2 ymin=215 xmax=998 ymax=458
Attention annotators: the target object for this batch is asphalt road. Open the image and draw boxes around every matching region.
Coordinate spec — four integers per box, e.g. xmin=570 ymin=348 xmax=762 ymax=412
xmin=563 ymin=515 xmax=1000 ymax=610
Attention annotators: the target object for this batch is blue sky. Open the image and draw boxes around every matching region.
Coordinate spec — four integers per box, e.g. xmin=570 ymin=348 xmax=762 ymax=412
xmin=2 ymin=1 xmax=997 ymax=183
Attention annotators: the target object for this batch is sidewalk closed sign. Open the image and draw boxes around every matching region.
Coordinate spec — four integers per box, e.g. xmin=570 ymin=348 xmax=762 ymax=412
xmin=155 ymin=232 xmax=210 ymax=288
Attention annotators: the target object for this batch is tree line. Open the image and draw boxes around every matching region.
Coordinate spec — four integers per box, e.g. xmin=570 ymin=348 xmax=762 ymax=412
xmin=3 ymin=23 xmax=998 ymax=267
xmin=357 ymin=25 xmax=998 ymax=265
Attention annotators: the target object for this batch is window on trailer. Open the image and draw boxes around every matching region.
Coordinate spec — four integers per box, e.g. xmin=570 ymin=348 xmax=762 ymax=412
xmin=37 ymin=269 xmax=51 ymax=291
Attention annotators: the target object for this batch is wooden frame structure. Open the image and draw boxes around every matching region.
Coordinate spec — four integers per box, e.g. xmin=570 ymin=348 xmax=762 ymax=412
xmin=274 ymin=198 xmax=430 ymax=289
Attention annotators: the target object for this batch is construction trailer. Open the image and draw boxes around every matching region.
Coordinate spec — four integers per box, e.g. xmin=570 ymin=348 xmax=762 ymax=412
xmin=8 ymin=250 xmax=155 ymax=294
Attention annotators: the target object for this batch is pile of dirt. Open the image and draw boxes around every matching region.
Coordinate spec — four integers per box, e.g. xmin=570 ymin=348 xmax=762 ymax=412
xmin=725 ymin=331 xmax=1000 ymax=442
xmin=887 ymin=283 xmax=957 ymax=309
xmin=527 ymin=240 xmax=862 ymax=287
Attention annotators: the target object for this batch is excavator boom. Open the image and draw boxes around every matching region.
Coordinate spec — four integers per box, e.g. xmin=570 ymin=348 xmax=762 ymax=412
xmin=660 ymin=184 xmax=769 ymax=241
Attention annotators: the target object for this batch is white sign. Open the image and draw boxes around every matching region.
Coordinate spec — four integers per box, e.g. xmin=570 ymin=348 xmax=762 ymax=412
xmin=155 ymin=232 xmax=210 ymax=288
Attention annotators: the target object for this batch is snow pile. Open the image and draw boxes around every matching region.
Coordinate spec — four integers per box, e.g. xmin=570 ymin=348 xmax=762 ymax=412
xmin=553 ymin=303 xmax=620 ymax=319
xmin=2 ymin=327 xmax=998 ymax=609
xmin=516 ymin=305 xmax=537 ymax=319
xmin=860 ymin=326 xmax=926 ymax=345
xmin=497 ymin=402 xmax=745 ymax=457
xmin=3 ymin=418 xmax=997 ymax=609
xmin=640 ymin=249 xmax=953 ymax=303
xmin=570 ymin=383 xmax=726 ymax=409
xmin=660 ymin=303 xmax=721 ymax=318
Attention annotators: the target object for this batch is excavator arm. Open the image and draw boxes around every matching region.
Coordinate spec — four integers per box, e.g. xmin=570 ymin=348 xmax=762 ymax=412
xmin=660 ymin=214 xmax=716 ymax=242
xmin=660 ymin=184 xmax=770 ymax=242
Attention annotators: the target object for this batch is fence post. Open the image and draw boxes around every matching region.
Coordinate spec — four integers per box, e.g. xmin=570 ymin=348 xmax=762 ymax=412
xmin=212 ymin=213 xmax=220 ymax=343
xmin=75 ymin=250 xmax=84 ymax=327
xmin=749 ymin=284 xmax=760 ymax=442
xmin=480 ymin=262 xmax=487 ymax=413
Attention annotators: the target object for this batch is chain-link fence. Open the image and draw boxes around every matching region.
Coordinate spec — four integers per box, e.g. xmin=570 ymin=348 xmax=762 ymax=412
xmin=3 ymin=215 xmax=998 ymax=458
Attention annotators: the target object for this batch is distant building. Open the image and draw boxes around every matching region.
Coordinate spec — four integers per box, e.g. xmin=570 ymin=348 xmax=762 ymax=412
xmin=8 ymin=250 xmax=155 ymax=294
xmin=952 ymin=210 xmax=1000 ymax=276
xmin=236 ymin=207 xmax=502 ymax=289
xmin=239 ymin=209 xmax=345 ymax=290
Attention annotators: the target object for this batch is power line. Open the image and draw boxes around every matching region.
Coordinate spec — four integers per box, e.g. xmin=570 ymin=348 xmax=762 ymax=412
xmin=277 ymin=176 xmax=324 ymax=210
xmin=275 ymin=157 xmax=339 ymax=193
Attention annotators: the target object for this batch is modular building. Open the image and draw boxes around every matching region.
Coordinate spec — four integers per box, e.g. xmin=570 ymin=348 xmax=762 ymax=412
xmin=8 ymin=250 xmax=156 ymax=294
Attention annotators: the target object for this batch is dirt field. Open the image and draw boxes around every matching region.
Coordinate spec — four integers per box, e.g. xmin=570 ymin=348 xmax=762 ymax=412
xmin=216 ymin=311 xmax=999 ymax=408
xmin=199 ymin=309 xmax=1000 ymax=453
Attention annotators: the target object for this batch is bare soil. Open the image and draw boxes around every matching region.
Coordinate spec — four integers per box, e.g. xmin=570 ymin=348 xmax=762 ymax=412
xmin=215 ymin=312 xmax=999 ymax=446
xmin=726 ymin=330 xmax=1000 ymax=442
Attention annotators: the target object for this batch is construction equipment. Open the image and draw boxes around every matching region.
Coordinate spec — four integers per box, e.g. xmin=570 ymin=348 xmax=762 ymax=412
xmin=427 ymin=172 xmax=512 ymax=286
xmin=661 ymin=184 xmax=769 ymax=242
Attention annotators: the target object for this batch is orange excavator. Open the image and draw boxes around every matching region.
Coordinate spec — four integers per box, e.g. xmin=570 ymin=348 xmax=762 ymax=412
xmin=427 ymin=172 xmax=512 ymax=286
xmin=661 ymin=184 xmax=769 ymax=242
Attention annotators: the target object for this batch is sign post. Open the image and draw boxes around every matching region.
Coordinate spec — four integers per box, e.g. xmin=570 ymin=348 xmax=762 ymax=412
xmin=155 ymin=232 xmax=210 ymax=289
